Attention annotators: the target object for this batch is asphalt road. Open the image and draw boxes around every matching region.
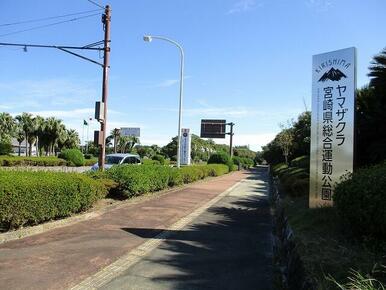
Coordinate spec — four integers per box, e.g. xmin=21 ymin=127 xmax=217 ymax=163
xmin=101 ymin=167 xmax=273 ymax=290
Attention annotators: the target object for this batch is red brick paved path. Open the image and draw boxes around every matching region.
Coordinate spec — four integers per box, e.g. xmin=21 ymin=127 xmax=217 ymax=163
xmin=0 ymin=171 xmax=248 ymax=290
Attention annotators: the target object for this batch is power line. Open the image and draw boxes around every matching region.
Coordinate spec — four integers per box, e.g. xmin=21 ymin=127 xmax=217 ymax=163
xmin=0 ymin=13 xmax=101 ymax=38
xmin=0 ymin=9 xmax=102 ymax=27
xmin=87 ymin=0 xmax=105 ymax=9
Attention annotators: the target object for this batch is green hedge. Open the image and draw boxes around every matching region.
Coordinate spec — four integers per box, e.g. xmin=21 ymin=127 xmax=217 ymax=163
xmin=290 ymin=155 xmax=310 ymax=170
xmin=0 ymin=156 xmax=68 ymax=167
xmin=232 ymin=156 xmax=254 ymax=169
xmin=334 ymin=162 xmax=386 ymax=239
xmin=0 ymin=170 xmax=106 ymax=229
xmin=273 ymin=162 xmax=309 ymax=197
xmin=89 ymin=164 xmax=229 ymax=198
xmin=58 ymin=149 xmax=85 ymax=166
xmin=208 ymin=152 xmax=233 ymax=170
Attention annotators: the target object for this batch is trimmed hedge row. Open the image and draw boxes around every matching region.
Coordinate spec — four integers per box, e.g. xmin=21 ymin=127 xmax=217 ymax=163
xmin=0 ymin=170 xmax=106 ymax=229
xmin=0 ymin=156 xmax=68 ymax=167
xmin=232 ymin=156 xmax=254 ymax=169
xmin=0 ymin=155 xmax=97 ymax=167
xmin=88 ymin=164 xmax=229 ymax=198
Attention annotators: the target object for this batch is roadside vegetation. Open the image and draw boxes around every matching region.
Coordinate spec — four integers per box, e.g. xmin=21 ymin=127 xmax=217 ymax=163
xmin=0 ymin=161 xmax=234 ymax=232
xmin=265 ymin=48 xmax=386 ymax=289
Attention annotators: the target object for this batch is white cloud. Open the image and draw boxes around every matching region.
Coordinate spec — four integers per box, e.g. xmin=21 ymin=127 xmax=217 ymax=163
xmin=227 ymin=0 xmax=262 ymax=14
xmin=147 ymin=105 xmax=302 ymax=120
xmin=214 ymin=132 xmax=277 ymax=151
xmin=155 ymin=76 xmax=192 ymax=88
xmin=0 ymin=78 xmax=98 ymax=108
xmin=157 ymin=79 xmax=179 ymax=87
xmin=305 ymin=0 xmax=333 ymax=11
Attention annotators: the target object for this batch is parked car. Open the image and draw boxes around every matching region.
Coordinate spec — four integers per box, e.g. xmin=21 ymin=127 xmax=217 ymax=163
xmin=91 ymin=153 xmax=141 ymax=171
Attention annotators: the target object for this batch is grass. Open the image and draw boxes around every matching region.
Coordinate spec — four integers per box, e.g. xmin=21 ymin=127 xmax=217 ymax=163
xmin=282 ymin=196 xmax=386 ymax=289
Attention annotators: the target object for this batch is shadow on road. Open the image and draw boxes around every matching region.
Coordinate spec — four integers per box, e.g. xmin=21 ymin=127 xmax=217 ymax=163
xmin=121 ymin=167 xmax=272 ymax=290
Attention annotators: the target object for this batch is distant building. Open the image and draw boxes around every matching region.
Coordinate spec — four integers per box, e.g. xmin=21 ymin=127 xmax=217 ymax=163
xmin=11 ymin=138 xmax=37 ymax=156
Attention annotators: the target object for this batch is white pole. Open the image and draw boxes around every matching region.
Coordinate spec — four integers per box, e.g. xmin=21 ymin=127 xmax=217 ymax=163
xmin=143 ymin=35 xmax=184 ymax=168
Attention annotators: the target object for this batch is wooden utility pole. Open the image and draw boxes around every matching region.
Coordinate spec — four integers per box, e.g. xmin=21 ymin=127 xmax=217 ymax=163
xmin=98 ymin=5 xmax=111 ymax=170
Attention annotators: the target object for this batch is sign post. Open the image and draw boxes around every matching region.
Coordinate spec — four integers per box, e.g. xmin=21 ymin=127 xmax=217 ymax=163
xmin=309 ymin=47 xmax=356 ymax=208
xmin=180 ymin=128 xmax=191 ymax=165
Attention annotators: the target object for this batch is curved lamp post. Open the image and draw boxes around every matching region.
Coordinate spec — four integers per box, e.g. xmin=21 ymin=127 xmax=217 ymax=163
xmin=143 ymin=35 xmax=184 ymax=168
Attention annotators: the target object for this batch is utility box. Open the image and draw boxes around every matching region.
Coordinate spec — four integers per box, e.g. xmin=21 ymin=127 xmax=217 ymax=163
xmin=95 ymin=101 xmax=104 ymax=122
xmin=94 ymin=130 xmax=103 ymax=146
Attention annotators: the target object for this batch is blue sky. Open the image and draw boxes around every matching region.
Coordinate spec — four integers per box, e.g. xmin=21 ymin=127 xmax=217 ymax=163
xmin=0 ymin=0 xmax=384 ymax=150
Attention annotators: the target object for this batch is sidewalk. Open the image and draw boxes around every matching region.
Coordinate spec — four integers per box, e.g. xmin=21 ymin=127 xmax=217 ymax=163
xmin=101 ymin=167 xmax=273 ymax=290
xmin=0 ymin=170 xmax=250 ymax=290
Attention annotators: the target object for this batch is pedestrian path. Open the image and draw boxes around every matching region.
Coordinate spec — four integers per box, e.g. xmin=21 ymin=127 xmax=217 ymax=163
xmin=99 ymin=167 xmax=273 ymax=290
xmin=0 ymin=170 xmax=256 ymax=290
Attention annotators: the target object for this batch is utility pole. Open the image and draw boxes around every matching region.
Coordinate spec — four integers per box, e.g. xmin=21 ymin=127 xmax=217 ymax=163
xmin=98 ymin=5 xmax=111 ymax=171
xmin=228 ymin=122 xmax=234 ymax=157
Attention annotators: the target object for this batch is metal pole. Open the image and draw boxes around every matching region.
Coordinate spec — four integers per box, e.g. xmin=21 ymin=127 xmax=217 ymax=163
xmin=143 ymin=36 xmax=184 ymax=168
xmin=176 ymin=47 xmax=184 ymax=168
xmin=82 ymin=122 xmax=85 ymax=153
xmin=229 ymin=122 xmax=234 ymax=157
xmin=98 ymin=5 xmax=111 ymax=171
xmin=86 ymin=123 xmax=89 ymax=154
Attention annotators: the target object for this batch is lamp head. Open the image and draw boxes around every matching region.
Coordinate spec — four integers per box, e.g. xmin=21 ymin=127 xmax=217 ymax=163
xmin=143 ymin=35 xmax=152 ymax=42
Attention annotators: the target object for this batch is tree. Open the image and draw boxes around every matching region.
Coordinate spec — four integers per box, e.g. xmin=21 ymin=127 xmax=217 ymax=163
xmin=15 ymin=128 xmax=24 ymax=156
xmin=368 ymin=47 xmax=386 ymax=93
xmin=276 ymin=123 xmax=294 ymax=165
xmin=161 ymin=137 xmax=178 ymax=161
xmin=291 ymin=111 xmax=311 ymax=157
xmin=110 ymin=128 xmax=120 ymax=153
xmin=44 ymin=117 xmax=65 ymax=155
xmin=16 ymin=113 xmax=33 ymax=156
xmin=0 ymin=112 xmax=15 ymax=142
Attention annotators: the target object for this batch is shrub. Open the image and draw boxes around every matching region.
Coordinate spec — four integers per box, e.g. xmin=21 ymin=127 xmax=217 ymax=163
xmin=90 ymin=164 xmax=229 ymax=198
xmin=105 ymin=165 xmax=172 ymax=197
xmin=0 ymin=170 xmax=106 ymax=229
xmin=0 ymin=141 xmax=12 ymax=155
xmin=59 ymin=149 xmax=85 ymax=166
xmin=334 ymin=162 xmax=386 ymax=238
xmin=142 ymin=158 xmax=160 ymax=165
xmin=152 ymin=154 xmax=165 ymax=165
xmin=290 ymin=155 xmax=310 ymax=170
xmin=84 ymin=158 xmax=98 ymax=166
xmin=84 ymin=153 xmax=93 ymax=159
xmin=0 ymin=156 xmax=68 ymax=167
xmin=208 ymin=152 xmax=233 ymax=170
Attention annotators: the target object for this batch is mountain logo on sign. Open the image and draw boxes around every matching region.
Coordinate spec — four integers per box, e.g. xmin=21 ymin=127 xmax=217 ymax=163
xmin=318 ymin=67 xmax=347 ymax=82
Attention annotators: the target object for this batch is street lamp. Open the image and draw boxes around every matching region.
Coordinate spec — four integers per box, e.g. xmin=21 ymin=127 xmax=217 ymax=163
xmin=143 ymin=35 xmax=184 ymax=168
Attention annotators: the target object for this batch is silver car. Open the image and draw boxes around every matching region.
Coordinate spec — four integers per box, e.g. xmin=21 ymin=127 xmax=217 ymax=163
xmin=91 ymin=153 xmax=141 ymax=171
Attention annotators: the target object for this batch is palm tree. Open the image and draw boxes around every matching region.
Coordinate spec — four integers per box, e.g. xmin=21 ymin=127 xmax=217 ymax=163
xmin=45 ymin=117 xmax=65 ymax=156
xmin=15 ymin=113 xmax=33 ymax=156
xmin=0 ymin=112 xmax=15 ymax=141
xmin=110 ymin=128 xmax=120 ymax=153
xmin=126 ymin=136 xmax=139 ymax=152
xmin=369 ymin=48 xmax=386 ymax=91
xmin=15 ymin=128 xmax=24 ymax=156
xmin=118 ymin=136 xmax=130 ymax=153
xmin=33 ymin=116 xmax=45 ymax=156
xmin=64 ymin=129 xmax=79 ymax=149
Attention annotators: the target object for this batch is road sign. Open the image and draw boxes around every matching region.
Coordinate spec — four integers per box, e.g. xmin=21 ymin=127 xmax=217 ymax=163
xmin=309 ymin=47 xmax=356 ymax=208
xmin=120 ymin=127 xmax=140 ymax=137
xmin=200 ymin=119 xmax=226 ymax=139
xmin=180 ymin=128 xmax=191 ymax=165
